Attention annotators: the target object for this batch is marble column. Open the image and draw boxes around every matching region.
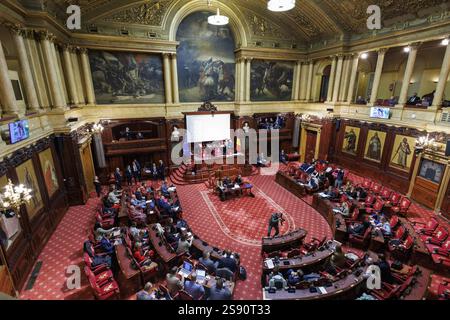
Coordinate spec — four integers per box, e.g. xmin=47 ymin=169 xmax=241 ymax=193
xmin=332 ymin=55 xmax=344 ymax=103
xmin=294 ymin=61 xmax=302 ymax=101
xmin=346 ymin=53 xmax=360 ymax=103
xmin=235 ymin=58 xmax=241 ymax=101
xmin=163 ymin=53 xmax=173 ymax=104
xmin=398 ymin=44 xmax=420 ymax=106
xmin=305 ymin=61 xmax=314 ymax=102
xmin=432 ymin=43 xmax=450 ymax=108
xmin=245 ymin=58 xmax=252 ymax=102
xmin=79 ymin=48 xmax=95 ymax=105
xmin=327 ymin=56 xmax=337 ymax=102
xmin=62 ymin=44 xmax=78 ymax=105
xmin=171 ymin=53 xmax=179 ymax=104
xmin=53 ymin=43 xmax=68 ymax=106
xmin=339 ymin=57 xmax=351 ymax=102
xmin=71 ymin=48 xmax=84 ymax=104
xmin=9 ymin=24 xmax=40 ymax=112
xmin=0 ymin=39 xmax=19 ymax=117
xmin=369 ymin=48 xmax=388 ymax=105
xmin=239 ymin=58 xmax=245 ymax=102
xmin=38 ymin=31 xmax=65 ymax=109
xmin=299 ymin=63 xmax=308 ymax=101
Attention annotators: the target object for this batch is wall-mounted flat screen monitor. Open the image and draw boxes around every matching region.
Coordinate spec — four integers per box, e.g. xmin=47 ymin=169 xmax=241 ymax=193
xmin=370 ymin=107 xmax=390 ymax=119
xmin=9 ymin=120 xmax=30 ymax=144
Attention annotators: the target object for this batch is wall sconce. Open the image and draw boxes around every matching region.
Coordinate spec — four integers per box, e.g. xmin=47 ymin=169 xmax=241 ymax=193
xmin=404 ymin=46 xmax=411 ymax=53
xmin=442 ymin=38 xmax=449 ymax=46
xmin=360 ymin=52 xmax=368 ymax=59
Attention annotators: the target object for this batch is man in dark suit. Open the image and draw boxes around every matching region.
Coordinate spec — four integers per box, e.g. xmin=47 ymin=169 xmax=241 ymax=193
xmin=199 ymin=251 xmax=219 ymax=274
xmin=114 ymin=168 xmax=122 ymax=190
xmin=158 ymin=160 xmax=165 ymax=180
xmin=217 ymin=250 xmax=237 ymax=274
xmin=208 ymin=278 xmax=232 ymax=300
xmin=406 ymin=92 xmax=421 ymax=105
xmin=132 ymin=159 xmax=141 ymax=183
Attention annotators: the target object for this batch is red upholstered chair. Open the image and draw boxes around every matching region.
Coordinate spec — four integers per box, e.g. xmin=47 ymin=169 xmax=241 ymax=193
xmin=380 ymin=188 xmax=392 ymax=200
xmin=349 ymin=226 xmax=373 ymax=248
xmin=429 ymin=240 xmax=450 ymax=265
xmin=95 ymin=212 xmax=115 ymax=229
xmin=389 ymin=215 xmax=399 ymax=230
xmin=85 ymin=266 xmax=119 ymax=300
xmin=369 ymin=282 xmax=401 ymax=300
xmin=287 ymin=248 xmax=302 ymax=258
xmin=84 ymin=265 xmax=113 ymax=287
xmin=300 ymin=236 xmax=326 ymax=255
xmin=344 ymin=207 xmax=360 ymax=224
xmin=437 ymin=282 xmax=450 ymax=300
xmin=391 ymin=226 xmax=406 ymax=242
xmin=159 ymin=284 xmax=173 ymax=300
xmin=390 ymin=197 xmax=412 ymax=216
xmin=362 ymin=178 xmax=373 ymax=190
xmin=387 ymin=192 xmax=402 ymax=207
xmin=371 ymin=182 xmax=382 ymax=194
xmin=175 ymin=289 xmax=194 ymax=301
xmin=389 ymin=235 xmax=414 ymax=260
xmin=422 ymin=226 xmax=449 ymax=246
xmin=366 ymin=199 xmax=384 ymax=215
xmin=412 ymin=218 xmax=439 ymax=235
xmin=84 ymin=252 xmax=112 ymax=275
xmin=363 ymin=194 xmax=376 ymax=208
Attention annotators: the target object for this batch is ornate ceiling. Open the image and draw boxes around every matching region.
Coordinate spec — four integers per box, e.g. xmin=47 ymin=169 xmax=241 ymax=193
xmin=17 ymin=0 xmax=450 ymax=44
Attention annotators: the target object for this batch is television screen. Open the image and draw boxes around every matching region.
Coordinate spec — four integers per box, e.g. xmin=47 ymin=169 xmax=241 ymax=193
xmin=370 ymin=107 xmax=390 ymax=119
xmin=9 ymin=120 xmax=29 ymax=144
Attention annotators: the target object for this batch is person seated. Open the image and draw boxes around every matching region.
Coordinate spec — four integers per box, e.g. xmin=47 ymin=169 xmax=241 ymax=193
xmin=356 ymin=187 xmax=367 ymax=201
xmin=348 ymin=217 xmax=371 ymax=236
xmin=130 ymin=194 xmax=146 ymax=209
xmin=257 ymin=153 xmax=268 ymax=167
xmin=375 ymin=254 xmax=394 ymax=284
xmin=166 ymin=267 xmax=183 ymax=295
xmin=218 ymin=250 xmax=238 ymax=274
xmin=136 ymin=132 xmax=144 ymax=140
xmin=160 ymin=181 xmax=170 ymax=197
xmin=136 ymin=282 xmax=157 ymax=300
xmin=305 ymin=163 xmax=316 ymax=175
xmin=326 ymin=244 xmax=347 ymax=275
xmin=323 ymin=186 xmax=338 ymax=200
xmin=234 ymin=175 xmax=243 ymax=186
xmin=406 ymin=92 xmax=421 ymax=105
xmin=268 ymin=266 xmax=287 ymax=290
xmin=280 ymin=150 xmax=288 ymax=164
xmin=287 ymin=269 xmax=303 ymax=286
xmin=107 ymin=186 xmax=121 ymax=205
xmin=216 ymin=178 xmax=225 ymax=192
xmin=356 ymin=96 xmax=367 ymax=104
xmin=183 ymin=272 xmax=205 ymax=300
xmin=99 ymin=236 xmax=114 ymax=255
xmin=374 ymin=216 xmax=392 ymax=237
xmin=387 ymin=95 xmax=398 ymax=106
xmin=94 ymin=223 xmax=120 ymax=242
xmin=305 ymin=176 xmax=319 ymax=192
xmin=133 ymin=242 xmax=153 ymax=266
xmin=176 ymin=234 xmax=192 ymax=254
xmin=333 ymin=201 xmax=350 ymax=216
xmin=334 ymin=169 xmax=345 ymax=189
xmin=158 ymin=196 xmax=177 ymax=215
xmin=164 ymin=226 xmax=179 ymax=248
xmin=208 ymin=278 xmax=231 ymax=300
xmin=346 ymin=186 xmax=358 ymax=199
xmin=199 ymin=251 xmax=219 ymax=274
xmin=129 ymin=205 xmax=147 ymax=224
xmin=222 ymin=176 xmax=232 ymax=188
xmin=422 ymin=90 xmax=435 ymax=105
xmin=299 ymin=162 xmax=310 ymax=172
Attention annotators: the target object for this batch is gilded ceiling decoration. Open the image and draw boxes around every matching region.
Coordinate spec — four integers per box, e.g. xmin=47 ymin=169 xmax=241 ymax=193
xmin=102 ymin=1 xmax=171 ymax=26
xmin=245 ymin=11 xmax=294 ymax=41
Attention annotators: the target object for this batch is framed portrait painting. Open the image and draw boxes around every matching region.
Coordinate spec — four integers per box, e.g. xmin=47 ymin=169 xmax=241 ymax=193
xmin=364 ymin=130 xmax=387 ymax=163
xmin=390 ymin=135 xmax=416 ymax=172
xmin=342 ymin=126 xmax=360 ymax=155
xmin=418 ymin=159 xmax=445 ymax=184
xmin=39 ymin=148 xmax=59 ymax=198
xmin=15 ymin=159 xmax=43 ymax=220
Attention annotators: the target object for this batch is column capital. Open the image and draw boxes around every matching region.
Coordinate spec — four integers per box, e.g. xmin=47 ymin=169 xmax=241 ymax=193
xmin=37 ymin=30 xmax=56 ymax=42
xmin=377 ymin=47 xmax=389 ymax=55
xmin=78 ymin=47 xmax=89 ymax=55
xmin=336 ymin=53 xmax=345 ymax=59
xmin=59 ymin=43 xmax=74 ymax=51
xmin=408 ymin=42 xmax=422 ymax=50
xmin=2 ymin=22 xmax=26 ymax=36
xmin=162 ymin=52 xmax=171 ymax=59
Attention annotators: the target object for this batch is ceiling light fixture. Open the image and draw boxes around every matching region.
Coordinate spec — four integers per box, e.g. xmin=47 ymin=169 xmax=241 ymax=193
xmin=404 ymin=46 xmax=411 ymax=53
xmin=208 ymin=8 xmax=229 ymax=26
xmin=441 ymin=38 xmax=449 ymax=46
xmin=267 ymin=0 xmax=296 ymax=12
xmin=360 ymin=52 xmax=368 ymax=59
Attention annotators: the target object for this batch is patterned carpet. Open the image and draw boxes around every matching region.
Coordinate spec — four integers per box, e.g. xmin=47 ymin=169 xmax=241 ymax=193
xmin=17 ymin=167 xmax=448 ymax=300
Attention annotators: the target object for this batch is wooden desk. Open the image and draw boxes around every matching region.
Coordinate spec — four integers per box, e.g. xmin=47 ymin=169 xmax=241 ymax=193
xmin=148 ymin=224 xmax=179 ymax=266
xmin=369 ymin=230 xmax=385 ymax=253
xmin=312 ymin=194 xmax=347 ymax=242
xmin=115 ymin=244 xmax=142 ymax=297
xmin=262 ymin=246 xmax=334 ymax=274
xmin=275 ymin=171 xmax=306 ymax=198
xmin=262 ymin=270 xmax=366 ymax=300
xmin=399 ymin=218 xmax=432 ymax=268
xmin=118 ymin=195 xmax=129 ymax=226
xmin=191 ymin=238 xmax=224 ymax=261
xmin=262 ymin=229 xmax=307 ymax=253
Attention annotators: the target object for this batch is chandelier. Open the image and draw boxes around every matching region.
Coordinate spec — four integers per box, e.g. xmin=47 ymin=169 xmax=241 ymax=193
xmin=208 ymin=8 xmax=229 ymax=26
xmin=0 ymin=179 xmax=32 ymax=218
xmin=268 ymin=0 xmax=296 ymax=12
xmin=90 ymin=123 xmax=104 ymax=134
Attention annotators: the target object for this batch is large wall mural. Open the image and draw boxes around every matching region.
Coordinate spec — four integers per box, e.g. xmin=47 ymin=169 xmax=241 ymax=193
xmin=176 ymin=11 xmax=236 ymax=102
xmin=89 ymin=50 xmax=165 ymax=104
xmin=250 ymin=60 xmax=294 ymax=101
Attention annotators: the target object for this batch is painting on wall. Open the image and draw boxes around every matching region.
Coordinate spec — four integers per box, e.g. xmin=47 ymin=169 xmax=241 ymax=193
xmin=39 ymin=148 xmax=59 ymax=198
xmin=364 ymin=130 xmax=387 ymax=163
xmin=15 ymin=160 xmax=43 ymax=220
xmin=342 ymin=126 xmax=360 ymax=155
xmin=390 ymin=134 xmax=416 ymax=172
xmin=89 ymin=50 xmax=165 ymax=104
xmin=176 ymin=11 xmax=236 ymax=102
xmin=250 ymin=60 xmax=294 ymax=101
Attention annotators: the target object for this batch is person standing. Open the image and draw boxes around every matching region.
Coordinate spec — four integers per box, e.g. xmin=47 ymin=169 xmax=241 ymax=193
xmin=125 ymin=165 xmax=133 ymax=186
xmin=94 ymin=176 xmax=102 ymax=198
xmin=158 ymin=160 xmax=166 ymax=180
xmin=267 ymin=213 xmax=283 ymax=237
xmin=132 ymin=159 xmax=141 ymax=184
xmin=114 ymin=168 xmax=122 ymax=190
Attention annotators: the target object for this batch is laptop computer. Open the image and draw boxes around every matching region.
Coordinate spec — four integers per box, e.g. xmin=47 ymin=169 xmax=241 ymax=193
xmin=196 ymin=269 xmax=206 ymax=284
xmin=178 ymin=261 xmax=193 ymax=278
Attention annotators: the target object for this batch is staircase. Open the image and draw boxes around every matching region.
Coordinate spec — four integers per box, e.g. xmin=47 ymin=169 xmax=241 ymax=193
xmin=169 ymin=164 xmax=190 ymax=186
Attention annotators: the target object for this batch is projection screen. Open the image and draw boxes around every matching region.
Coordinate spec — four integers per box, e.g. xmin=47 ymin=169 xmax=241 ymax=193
xmin=186 ymin=114 xmax=231 ymax=143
